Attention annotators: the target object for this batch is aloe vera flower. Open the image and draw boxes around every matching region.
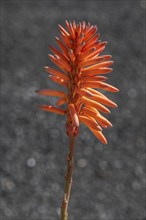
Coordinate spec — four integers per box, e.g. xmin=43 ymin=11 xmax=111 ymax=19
xmin=36 ymin=20 xmax=119 ymax=220
xmin=37 ymin=20 xmax=118 ymax=144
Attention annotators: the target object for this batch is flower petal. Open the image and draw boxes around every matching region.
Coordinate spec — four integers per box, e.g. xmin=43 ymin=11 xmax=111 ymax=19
xmin=68 ymin=103 xmax=79 ymax=127
xmin=44 ymin=66 xmax=68 ymax=81
xmin=86 ymin=88 xmax=108 ymax=98
xmin=88 ymin=127 xmax=107 ymax=144
xmin=79 ymin=55 xmax=112 ymax=68
xmin=74 ymin=87 xmax=93 ymax=97
xmin=79 ymin=115 xmax=102 ymax=131
xmin=81 ymin=75 xmax=108 ymax=82
xmin=49 ymin=75 xmax=67 ymax=87
xmin=65 ymin=20 xmax=75 ymax=40
xmin=55 ymin=97 xmax=67 ymax=106
xmin=36 ymin=89 xmax=65 ymax=97
xmin=84 ymin=25 xmax=97 ymax=41
xmin=82 ymin=34 xmax=100 ymax=49
xmin=38 ymin=105 xmax=66 ymax=115
xmin=60 ymin=33 xmax=73 ymax=48
xmin=82 ymin=107 xmax=112 ymax=128
xmin=80 ymin=96 xmax=110 ymax=114
xmin=58 ymin=24 xmax=70 ymax=38
xmin=81 ymin=67 xmax=113 ymax=76
xmin=81 ymin=81 xmax=119 ymax=92
xmin=91 ymin=94 xmax=117 ymax=108
xmin=68 ymin=49 xmax=75 ymax=62
xmin=83 ymin=61 xmax=114 ymax=72
xmin=48 ymin=54 xmax=71 ymax=73
xmin=55 ymin=37 xmax=69 ymax=57
xmin=48 ymin=45 xmax=69 ymax=63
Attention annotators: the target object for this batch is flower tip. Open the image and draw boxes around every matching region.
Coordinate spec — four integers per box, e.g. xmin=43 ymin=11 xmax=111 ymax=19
xmin=48 ymin=54 xmax=53 ymax=58
xmin=115 ymin=88 xmax=119 ymax=92
xmin=38 ymin=105 xmax=43 ymax=109
xmin=104 ymin=140 xmax=108 ymax=145
xmin=100 ymin=133 xmax=108 ymax=144
xmin=102 ymin=41 xmax=107 ymax=46
xmin=104 ymin=55 xmax=112 ymax=60
xmin=55 ymin=36 xmax=59 ymax=41
xmin=94 ymin=25 xmax=98 ymax=30
xmin=48 ymin=45 xmax=52 ymax=50
xmin=107 ymin=109 xmax=111 ymax=114
xmin=98 ymin=126 xmax=103 ymax=131
xmin=44 ymin=66 xmax=49 ymax=71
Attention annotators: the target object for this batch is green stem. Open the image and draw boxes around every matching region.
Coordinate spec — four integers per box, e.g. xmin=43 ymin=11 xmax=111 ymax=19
xmin=60 ymin=136 xmax=75 ymax=220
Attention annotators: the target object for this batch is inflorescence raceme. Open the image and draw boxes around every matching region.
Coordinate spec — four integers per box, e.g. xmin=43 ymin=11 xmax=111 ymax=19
xmin=36 ymin=20 xmax=119 ymax=144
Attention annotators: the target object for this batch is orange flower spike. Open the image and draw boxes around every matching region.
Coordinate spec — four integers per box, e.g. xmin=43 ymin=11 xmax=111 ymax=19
xmin=36 ymin=21 xmax=119 ymax=220
xmin=38 ymin=20 xmax=119 ymax=144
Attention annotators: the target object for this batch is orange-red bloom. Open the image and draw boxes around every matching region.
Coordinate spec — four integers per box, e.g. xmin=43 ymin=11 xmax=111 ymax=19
xmin=37 ymin=20 xmax=119 ymax=144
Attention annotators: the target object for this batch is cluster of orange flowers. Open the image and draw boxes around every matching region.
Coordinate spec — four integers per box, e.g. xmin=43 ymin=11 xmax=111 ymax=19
xmin=37 ymin=20 xmax=118 ymax=144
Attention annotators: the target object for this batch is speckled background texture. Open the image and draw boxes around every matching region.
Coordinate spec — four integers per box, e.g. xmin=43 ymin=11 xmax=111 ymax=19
xmin=0 ymin=1 xmax=145 ymax=220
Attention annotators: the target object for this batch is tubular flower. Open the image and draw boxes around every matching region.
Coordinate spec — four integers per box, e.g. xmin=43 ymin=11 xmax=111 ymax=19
xmin=37 ymin=20 xmax=119 ymax=144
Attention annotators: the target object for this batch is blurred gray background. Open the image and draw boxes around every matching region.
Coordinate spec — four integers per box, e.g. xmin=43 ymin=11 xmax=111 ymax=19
xmin=0 ymin=0 xmax=145 ymax=220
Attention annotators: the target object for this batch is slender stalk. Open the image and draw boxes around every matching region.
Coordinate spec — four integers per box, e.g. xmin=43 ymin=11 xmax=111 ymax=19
xmin=60 ymin=136 xmax=75 ymax=220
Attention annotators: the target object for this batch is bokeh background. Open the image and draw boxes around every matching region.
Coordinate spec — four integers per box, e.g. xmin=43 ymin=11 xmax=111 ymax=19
xmin=0 ymin=1 xmax=145 ymax=220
